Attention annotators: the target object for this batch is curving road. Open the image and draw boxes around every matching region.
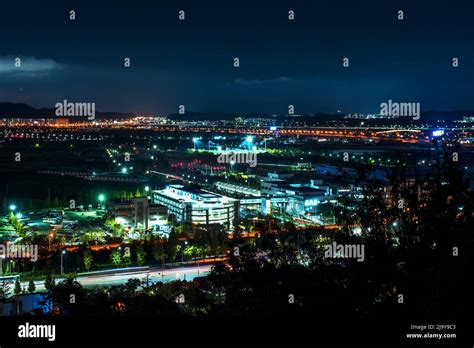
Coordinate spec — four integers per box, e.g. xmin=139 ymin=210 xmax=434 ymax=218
xmin=17 ymin=264 xmax=212 ymax=292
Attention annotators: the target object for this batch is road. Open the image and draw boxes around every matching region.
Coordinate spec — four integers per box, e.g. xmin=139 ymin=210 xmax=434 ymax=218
xmin=17 ymin=264 xmax=212 ymax=292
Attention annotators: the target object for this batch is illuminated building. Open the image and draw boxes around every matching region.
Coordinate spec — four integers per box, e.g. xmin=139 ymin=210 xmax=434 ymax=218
xmin=152 ymin=185 xmax=238 ymax=228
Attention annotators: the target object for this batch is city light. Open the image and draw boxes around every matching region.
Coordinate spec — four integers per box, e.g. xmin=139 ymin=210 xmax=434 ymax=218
xmin=122 ymin=167 xmax=128 ymax=174
xmin=145 ymin=186 xmax=150 ymax=192
xmin=9 ymin=204 xmax=16 ymax=211
xmin=246 ymin=135 xmax=253 ymax=143
xmin=15 ymin=213 xmax=22 ymax=219
xmin=192 ymin=137 xmax=199 ymax=150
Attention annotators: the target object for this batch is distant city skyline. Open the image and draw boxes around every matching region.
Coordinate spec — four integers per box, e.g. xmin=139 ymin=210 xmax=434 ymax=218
xmin=1 ymin=0 xmax=473 ymax=115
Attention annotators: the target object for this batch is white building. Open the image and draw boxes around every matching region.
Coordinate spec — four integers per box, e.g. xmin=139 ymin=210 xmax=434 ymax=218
xmin=152 ymin=185 xmax=239 ymax=228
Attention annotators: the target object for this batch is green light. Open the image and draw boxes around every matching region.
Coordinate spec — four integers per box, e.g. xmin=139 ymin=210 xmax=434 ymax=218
xmin=9 ymin=204 xmax=16 ymax=211
xmin=145 ymin=186 xmax=150 ymax=192
xmin=98 ymin=194 xmax=105 ymax=202
xmin=122 ymin=167 xmax=127 ymax=174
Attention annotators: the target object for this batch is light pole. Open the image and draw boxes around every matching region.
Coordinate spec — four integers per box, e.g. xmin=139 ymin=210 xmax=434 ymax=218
xmin=192 ymin=137 xmax=198 ymax=151
xmin=98 ymin=194 xmax=105 ymax=210
xmin=61 ymin=250 xmax=66 ymax=275
xmin=246 ymin=135 xmax=253 ymax=150
xmin=48 ymin=233 xmax=54 ymax=252
xmin=183 ymin=240 xmax=188 ymax=264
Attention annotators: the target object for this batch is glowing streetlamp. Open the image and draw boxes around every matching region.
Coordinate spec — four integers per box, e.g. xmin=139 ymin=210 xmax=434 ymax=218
xmin=121 ymin=167 xmax=128 ymax=174
xmin=61 ymin=250 xmax=66 ymax=275
xmin=98 ymin=194 xmax=105 ymax=209
xmin=192 ymin=137 xmax=199 ymax=150
xmin=9 ymin=204 xmax=16 ymax=211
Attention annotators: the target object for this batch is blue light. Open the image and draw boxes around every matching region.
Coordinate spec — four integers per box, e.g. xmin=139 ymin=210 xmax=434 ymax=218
xmin=432 ymin=130 xmax=444 ymax=137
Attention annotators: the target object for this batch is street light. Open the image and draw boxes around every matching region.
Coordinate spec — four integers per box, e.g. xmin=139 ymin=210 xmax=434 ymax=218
xmin=192 ymin=137 xmax=198 ymax=150
xmin=121 ymin=167 xmax=128 ymax=174
xmin=61 ymin=250 xmax=66 ymax=275
xmin=9 ymin=204 xmax=16 ymax=211
xmin=48 ymin=233 xmax=54 ymax=252
xmin=144 ymin=186 xmax=150 ymax=193
xmin=98 ymin=194 xmax=105 ymax=209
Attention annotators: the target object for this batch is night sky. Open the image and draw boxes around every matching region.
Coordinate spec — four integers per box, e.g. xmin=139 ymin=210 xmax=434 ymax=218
xmin=1 ymin=0 xmax=473 ymax=115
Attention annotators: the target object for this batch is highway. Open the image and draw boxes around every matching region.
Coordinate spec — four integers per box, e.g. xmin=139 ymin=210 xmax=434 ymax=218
xmin=17 ymin=264 xmax=212 ymax=292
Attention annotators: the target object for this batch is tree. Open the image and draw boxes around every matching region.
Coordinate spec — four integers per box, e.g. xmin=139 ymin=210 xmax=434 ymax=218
xmin=152 ymin=240 xmax=165 ymax=264
xmin=14 ymin=278 xmax=22 ymax=295
xmin=110 ymin=249 xmax=122 ymax=266
xmin=44 ymin=273 xmax=55 ymax=292
xmin=166 ymin=231 xmax=179 ymax=262
xmin=135 ymin=244 xmax=146 ymax=266
xmin=42 ymin=277 xmax=84 ymax=315
xmin=0 ymin=279 xmax=11 ymax=300
xmin=80 ymin=230 xmax=106 ymax=245
xmin=83 ymin=249 xmax=93 ymax=271
xmin=122 ymin=247 xmax=131 ymax=265
xmin=208 ymin=159 xmax=473 ymax=327
xmin=27 ymin=280 xmax=36 ymax=293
